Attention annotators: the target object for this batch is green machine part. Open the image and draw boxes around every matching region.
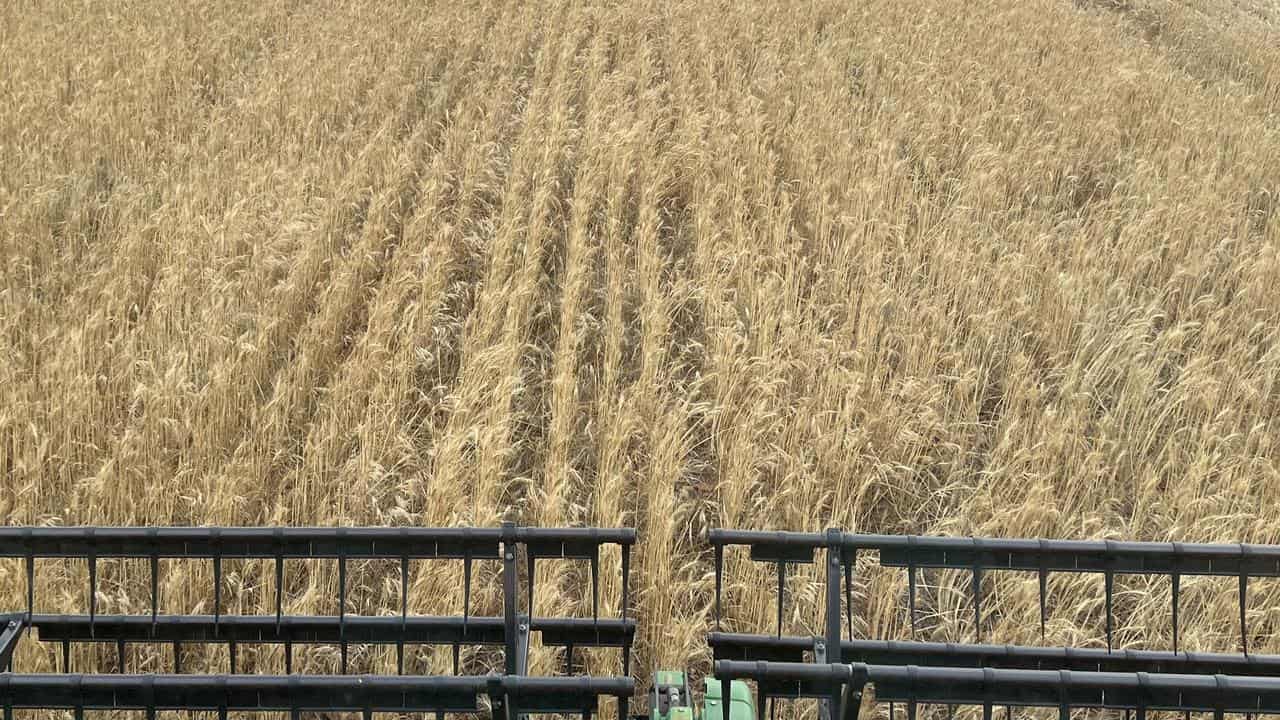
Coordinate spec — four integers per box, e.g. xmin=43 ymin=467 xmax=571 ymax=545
xmin=651 ymin=671 xmax=754 ymax=720
xmin=703 ymin=676 xmax=755 ymax=720
xmin=651 ymin=671 xmax=693 ymax=720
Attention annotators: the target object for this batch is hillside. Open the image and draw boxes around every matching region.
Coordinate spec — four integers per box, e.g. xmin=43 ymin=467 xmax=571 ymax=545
xmin=2 ymin=0 xmax=1279 ymax=698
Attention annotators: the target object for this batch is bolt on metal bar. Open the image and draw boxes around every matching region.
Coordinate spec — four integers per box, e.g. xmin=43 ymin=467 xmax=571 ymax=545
xmin=816 ymin=637 xmax=830 ymax=720
xmin=503 ymin=522 xmax=519 ymax=679
xmin=826 ymin=529 xmax=845 ymax=720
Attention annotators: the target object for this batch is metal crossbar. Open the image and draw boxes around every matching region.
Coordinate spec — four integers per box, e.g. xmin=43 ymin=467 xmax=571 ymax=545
xmin=0 ymin=524 xmax=637 ymax=718
xmin=709 ymin=632 xmax=1280 ymax=676
xmin=709 ymin=528 xmax=1278 ymax=653
xmin=0 ymin=526 xmax=637 ymax=559
xmin=32 ymin=614 xmax=634 ymax=648
xmin=0 ymin=673 xmax=635 ymax=717
xmin=713 ymin=660 xmax=1280 ymax=720
xmin=28 ymin=614 xmax=635 ymax=676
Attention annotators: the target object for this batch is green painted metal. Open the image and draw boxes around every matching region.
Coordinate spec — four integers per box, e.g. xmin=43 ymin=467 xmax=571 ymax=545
xmin=651 ymin=670 xmax=753 ymax=720
xmin=703 ymin=677 xmax=755 ymax=720
xmin=656 ymin=670 xmax=687 ymax=687
xmin=651 ymin=669 xmax=691 ymax=720
xmin=670 ymin=707 xmax=695 ymax=720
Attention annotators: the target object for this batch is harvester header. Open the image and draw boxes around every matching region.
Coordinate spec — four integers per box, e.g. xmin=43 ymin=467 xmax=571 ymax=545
xmin=2 ymin=523 xmax=1278 ymax=720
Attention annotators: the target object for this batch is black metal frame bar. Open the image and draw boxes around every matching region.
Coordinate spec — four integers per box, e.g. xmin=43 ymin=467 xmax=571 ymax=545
xmin=1 ymin=523 xmax=637 ymax=719
xmin=710 ymin=632 xmax=1280 ymax=676
xmin=709 ymin=528 xmax=1279 ymax=652
xmin=0 ymin=526 xmax=636 ymax=559
xmin=714 ymin=660 xmax=1280 ymax=720
xmin=32 ymin=614 xmax=634 ymax=647
xmin=29 ymin=614 xmax=635 ymax=678
xmin=0 ymin=673 xmax=634 ymax=716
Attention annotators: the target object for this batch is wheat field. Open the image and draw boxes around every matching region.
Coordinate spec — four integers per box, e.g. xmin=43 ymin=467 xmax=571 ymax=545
xmin=1 ymin=0 xmax=1279 ymax=713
